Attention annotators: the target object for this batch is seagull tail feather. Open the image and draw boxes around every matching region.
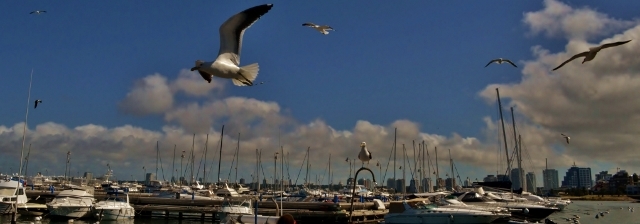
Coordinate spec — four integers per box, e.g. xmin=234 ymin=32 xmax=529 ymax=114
xmin=235 ymin=63 xmax=259 ymax=86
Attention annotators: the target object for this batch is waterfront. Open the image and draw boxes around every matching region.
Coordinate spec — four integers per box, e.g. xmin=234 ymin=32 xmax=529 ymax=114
xmin=0 ymin=200 xmax=637 ymax=224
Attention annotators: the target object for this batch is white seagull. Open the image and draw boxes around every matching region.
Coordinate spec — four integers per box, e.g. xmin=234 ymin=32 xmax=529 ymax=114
xmin=358 ymin=142 xmax=372 ymax=167
xmin=30 ymin=10 xmax=46 ymax=15
xmin=485 ymin=58 xmax=517 ymax=68
xmin=302 ymin=22 xmax=334 ymax=35
xmin=561 ymin=133 xmax=570 ymax=144
xmin=34 ymin=99 xmax=42 ymax=109
xmin=552 ymin=40 xmax=632 ymax=71
xmin=190 ymin=4 xmax=274 ymax=86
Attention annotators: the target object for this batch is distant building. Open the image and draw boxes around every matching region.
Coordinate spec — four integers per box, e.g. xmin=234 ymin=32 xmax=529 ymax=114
xmin=387 ymin=178 xmax=396 ymax=190
xmin=145 ymin=173 xmax=156 ymax=185
xmin=239 ymin=178 xmax=245 ymax=184
xmin=347 ymin=178 xmax=355 ymax=186
xmin=436 ymin=178 xmax=445 ymax=191
xmin=445 ymin=178 xmax=454 ymax=191
xmin=395 ymin=179 xmax=405 ymax=193
xmin=543 ymin=169 xmax=559 ymax=190
xmin=525 ymin=172 xmax=536 ymax=193
xmin=83 ymin=172 xmax=93 ymax=180
xmin=483 ymin=175 xmax=497 ymax=182
xmin=409 ymin=179 xmax=418 ymax=193
xmin=421 ymin=178 xmax=432 ymax=193
xmin=609 ymin=170 xmax=632 ymax=193
xmin=511 ymin=168 xmax=524 ymax=190
xmin=364 ymin=179 xmax=374 ymax=189
xmin=358 ymin=178 xmax=365 ymax=185
xmin=497 ymin=174 xmax=510 ymax=182
xmin=595 ymin=171 xmax=612 ymax=182
xmin=561 ymin=164 xmax=592 ymax=189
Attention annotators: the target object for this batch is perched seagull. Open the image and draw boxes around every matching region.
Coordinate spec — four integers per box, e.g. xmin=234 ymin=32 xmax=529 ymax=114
xmin=561 ymin=133 xmax=570 ymax=144
xmin=358 ymin=142 xmax=372 ymax=167
xmin=30 ymin=10 xmax=46 ymax=15
xmin=34 ymin=99 xmax=42 ymax=109
xmin=552 ymin=40 xmax=632 ymax=71
xmin=485 ymin=58 xmax=517 ymax=68
xmin=302 ymin=22 xmax=334 ymax=35
xmin=190 ymin=4 xmax=274 ymax=86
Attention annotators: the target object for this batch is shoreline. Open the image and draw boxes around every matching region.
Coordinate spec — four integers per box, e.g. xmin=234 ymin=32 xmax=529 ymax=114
xmin=561 ymin=195 xmax=637 ymax=201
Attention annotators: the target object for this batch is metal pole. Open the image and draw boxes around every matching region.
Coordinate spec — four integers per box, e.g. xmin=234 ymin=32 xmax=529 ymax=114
xmin=496 ymin=88 xmax=511 ymax=179
xmin=14 ymin=69 xmax=33 ymax=224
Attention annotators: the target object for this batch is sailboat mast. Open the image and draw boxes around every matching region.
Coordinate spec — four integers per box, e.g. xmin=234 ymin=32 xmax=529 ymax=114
xmin=449 ymin=149 xmax=454 ymax=189
xmin=217 ymin=125 xmax=225 ymax=184
xmin=328 ymin=153 xmax=331 ymax=190
xmin=236 ymin=133 xmax=240 ymax=184
xmin=190 ymin=134 xmax=195 ymax=185
xmin=402 ymin=144 xmax=406 ymax=196
xmin=172 ymin=145 xmax=176 ymax=184
xmin=256 ymin=149 xmax=260 ymax=191
xmin=496 ymin=88 xmax=511 ymax=179
xmin=156 ymin=141 xmax=159 ymax=181
xmin=204 ymin=134 xmax=209 ymax=185
xmin=510 ymin=107 xmax=519 ymax=190
xmin=393 ymin=127 xmax=397 ymax=192
xmin=519 ymin=134 xmax=524 ymax=191
xmin=306 ymin=147 xmax=310 ymax=186
xmin=435 ymin=147 xmax=439 ymax=190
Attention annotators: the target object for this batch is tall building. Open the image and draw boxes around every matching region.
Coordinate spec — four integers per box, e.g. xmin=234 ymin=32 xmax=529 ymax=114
xmin=364 ymin=179 xmax=373 ymax=189
xmin=83 ymin=172 xmax=93 ymax=180
xmin=445 ymin=178 xmax=454 ymax=190
xmin=511 ymin=168 xmax=524 ymax=190
xmin=595 ymin=171 xmax=612 ymax=182
xmin=357 ymin=178 xmax=365 ymax=185
xmin=421 ymin=178 xmax=432 ymax=192
xmin=387 ymin=178 xmax=396 ymax=191
xmin=239 ymin=178 xmax=245 ymax=184
xmin=525 ymin=172 xmax=536 ymax=193
xmin=543 ymin=169 xmax=559 ymax=190
xmin=409 ymin=179 xmax=418 ymax=193
xmin=145 ymin=173 xmax=156 ymax=185
xmin=347 ymin=178 xmax=355 ymax=186
xmin=497 ymin=174 xmax=510 ymax=182
xmin=561 ymin=164 xmax=592 ymax=189
xmin=395 ymin=179 xmax=405 ymax=193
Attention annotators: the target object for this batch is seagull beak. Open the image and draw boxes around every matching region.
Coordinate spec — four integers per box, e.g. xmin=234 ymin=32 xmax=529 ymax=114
xmin=190 ymin=66 xmax=199 ymax=71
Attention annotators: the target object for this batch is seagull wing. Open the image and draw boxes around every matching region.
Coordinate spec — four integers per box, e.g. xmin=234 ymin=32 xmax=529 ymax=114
xmin=302 ymin=22 xmax=317 ymax=27
xmin=368 ymin=151 xmax=372 ymax=159
xmin=485 ymin=59 xmax=499 ymax=67
xmin=34 ymin=100 xmax=38 ymax=108
xmin=552 ymin=51 xmax=590 ymax=71
xmin=600 ymin=40 xmax=632 ymax=49
xmin=504 ymin=59 xmax=518 ymax=67
xmin=30 ymin=11 xmax=35 ymax=14
xmin=319 ymin=25 xmax=333 ymax=30
xmin=217 ymin=4 xmax=273 ymax=66
xmin=198 ymin=71 xmax=212 ymax=83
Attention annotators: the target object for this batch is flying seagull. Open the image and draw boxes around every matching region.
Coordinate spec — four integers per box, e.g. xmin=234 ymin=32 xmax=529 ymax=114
xmin=358 ymin=142 xmax=372 ymax=167
xmin=302 ymin=22 xmax=334 ymax=35
xmin=190 ymin=4 xmax=274 ymax=86
xmin=561 ymin=133 xmax=570 ymax=144
xmin=485 ymin=58 xmax=517 ymax=68
xmin=30 ymin=10 xmax=46 ymax=15
xmin=552 ymin=40 xmax=632 ymax=71
xmin=34 ymin=99 xmax=42 ymax=109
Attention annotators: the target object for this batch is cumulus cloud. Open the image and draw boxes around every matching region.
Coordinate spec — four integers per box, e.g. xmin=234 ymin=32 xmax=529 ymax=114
xmin=118 ymin=74 xmax=173 ymax=116
xmin=170 ymin=69 xmax=225 ymax=97
xmin=523 ymin=0 xmax=635 ymax=40
xmin=481 ymin=3 xmax=640 ymax=173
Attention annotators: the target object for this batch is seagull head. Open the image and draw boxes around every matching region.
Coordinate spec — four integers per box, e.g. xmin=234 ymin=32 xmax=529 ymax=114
xmin=360 ymin=142 xmax=366 ymax=147
xmin=191 ymin=60 xmax=204 ymax=71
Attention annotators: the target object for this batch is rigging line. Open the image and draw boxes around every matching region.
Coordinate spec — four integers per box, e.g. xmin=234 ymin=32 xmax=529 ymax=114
xmin=208 ymin=137 xmax=221 ymax=183
xmin=227 ymin=141 xmax=238 ymax=181
xmin=293 ymin=149 xmax=308 ymax=186
xmin=319 ymin=155 xmax=329 ymax=185
xmin=452 ymin=161 xmax=463 ymax=185
xmin=285 ymin=152 xmax=291 ymax=182
xmin=404 ymin=145 xmax=415 ymax=179
xmin=382 ymin=145 xmax=394 ymax=183
xmin=159 ymin=145 xmax=166 ymax=182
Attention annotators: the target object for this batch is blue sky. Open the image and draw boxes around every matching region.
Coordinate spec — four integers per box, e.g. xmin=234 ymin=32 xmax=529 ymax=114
xmin=2 ymin=0 xmax=640 ymax=188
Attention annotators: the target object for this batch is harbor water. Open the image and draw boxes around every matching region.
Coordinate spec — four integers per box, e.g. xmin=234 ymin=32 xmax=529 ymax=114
xmin=1 ymin=200 xmax=639 ymax=224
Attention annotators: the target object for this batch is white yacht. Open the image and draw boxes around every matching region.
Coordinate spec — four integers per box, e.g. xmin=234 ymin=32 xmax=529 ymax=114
xmin=156 ymin=187 xmax=223 ymax=200
xmin=384 ymin=199 xmax=510 ymax=224
xmin=191 ymin=181 xmax=204 ymax=190
xmin=234 ymin=183 xmax=251 ymax=194
xmin=340 ymin=185 xmax=372 ymax=197
xmin=218 ymin=198 xmax=281 ymax=224
xmin=93 ymin=192 xmax=135 ymax=220
xmin=0 ymin=179 xmax=28 ymax=214
xmin=46 ymin=188 xmax=96 ymax=219
xmin=216 ymin=182 xmax=241 ymax=198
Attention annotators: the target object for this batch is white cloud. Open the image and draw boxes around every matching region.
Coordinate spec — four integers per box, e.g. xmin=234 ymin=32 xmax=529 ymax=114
xmin=170 ymin=69 xmax=225 ymax=97
xmin=118 ymin=74 xmax=173 ymax=116
xmin=523 ymin=0 xmax=635 ymax=40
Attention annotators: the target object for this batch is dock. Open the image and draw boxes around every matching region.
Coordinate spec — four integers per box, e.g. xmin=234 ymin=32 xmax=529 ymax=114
xmin=26 ymin=190 xmax=388 ymax=223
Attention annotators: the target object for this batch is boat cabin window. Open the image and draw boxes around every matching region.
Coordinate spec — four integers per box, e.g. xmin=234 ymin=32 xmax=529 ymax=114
xmin=0 ymin=187 xmax=15 ymax=196
xmin=17 ymin=189 xmax=24 ymax=195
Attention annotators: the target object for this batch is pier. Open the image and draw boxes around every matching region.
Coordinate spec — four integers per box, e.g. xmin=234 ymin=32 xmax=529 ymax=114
xmin=26 ymin=190 xmax=388 ymax=223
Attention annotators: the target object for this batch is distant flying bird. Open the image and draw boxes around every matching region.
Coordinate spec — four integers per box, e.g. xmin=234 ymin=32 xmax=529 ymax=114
xmin=485 ymin=58 xmax=517 ymax=68
xmin=345 ymin=158 xmax=349 ymax=162
xmin=190 ymin=4 xmax=273 ymax=86
xmin=34 ymin=99 xmax=42 ymax=108
xmin=561 ymin=133 xmax=570 ymax=144
xmin=358 ymin=142 xmax=372 ymax=167
xmin=552 ymin=40 xmax=632 ymax=71
xmin=30 ymin=10 xmax=46 ymax=15
xmin=302 ymin=22 xmax=334 ymax=35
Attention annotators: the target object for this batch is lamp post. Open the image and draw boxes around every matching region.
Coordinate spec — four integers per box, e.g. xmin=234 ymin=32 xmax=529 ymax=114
xmin=349 ymin=167 xmax=376 ymax=223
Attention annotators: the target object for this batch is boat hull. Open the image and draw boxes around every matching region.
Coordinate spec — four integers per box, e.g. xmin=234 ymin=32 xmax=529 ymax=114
xmin=93 ymin=207 xmax=135 ymax=220
xmin=47 ymin=205 xmax=93 ymax=219
xmin=385 ymin=213 xmax=504 ymax=224
xmin=0 ymin=202 xmax=15 ymax=214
